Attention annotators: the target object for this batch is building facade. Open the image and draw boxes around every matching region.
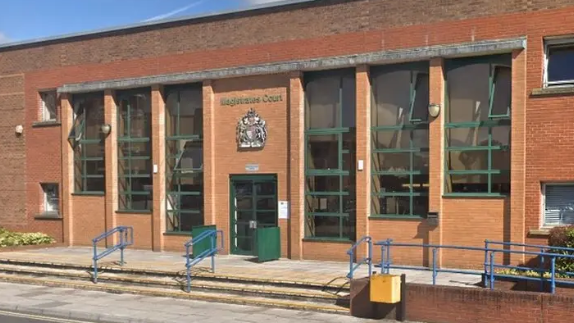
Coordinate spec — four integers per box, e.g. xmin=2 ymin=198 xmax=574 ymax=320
xmin=1 ymin=0 xmax=574 ymax=267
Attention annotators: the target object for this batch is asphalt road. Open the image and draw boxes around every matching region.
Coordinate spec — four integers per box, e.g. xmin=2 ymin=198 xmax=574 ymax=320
xmin=0 ymin=311 xmax=96 ymax=323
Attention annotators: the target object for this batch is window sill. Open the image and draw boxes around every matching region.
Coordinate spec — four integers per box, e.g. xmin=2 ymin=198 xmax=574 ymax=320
xmin=369 ymin=215 xmax=424 ymax=221
xmin=72 ymin=192 xmax=105 ymax=197
xmin=32 ymin=121 xmax=61 ymax=128
xmin=115 ymin=210 xmax=152 ymax=215
xmin=443 ymin=193 xmax=508 ymax=199
xmin=34 ymin=212 xmax=62 ymax=220
xmin=531 ymin=86 xmax=574 ymax=97
xmin=528 ymin=229 xmax=551 ymax=237
xmin=302 ymin=237 xmax=353 ymax=244
xmin=163 ymin=232 xmax=192 ymax=237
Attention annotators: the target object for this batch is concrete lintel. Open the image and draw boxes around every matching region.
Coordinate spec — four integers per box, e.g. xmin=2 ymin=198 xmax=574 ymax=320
xmin=58 ymin=37 xmax=526 ymax=94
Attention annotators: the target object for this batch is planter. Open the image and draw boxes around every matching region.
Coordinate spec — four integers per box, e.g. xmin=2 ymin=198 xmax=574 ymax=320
xmin=481 ymin=274 xmax=574 ymax=295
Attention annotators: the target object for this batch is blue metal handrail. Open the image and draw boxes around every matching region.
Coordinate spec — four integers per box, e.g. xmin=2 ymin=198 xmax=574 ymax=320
xmin=92 ymin=226 xmax=133 ymax=283
xmin=347 ymin=236 xmax=373 ymax=279
xmin=184 ymin=229 xmax=224 ymax=292
xmin=376 ymin=239 xmax=574 ymax=294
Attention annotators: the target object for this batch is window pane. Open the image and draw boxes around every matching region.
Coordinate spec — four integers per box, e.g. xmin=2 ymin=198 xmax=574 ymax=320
xmin=491 ymin=173 xmax=510 ymax=194
xmin=372 ymin=70 xmax=411 ymax=127
xmin=379 ymin=175 xmax=410 ymax=193
xmin=411 ymin=73 xmax=429 ymax=122
xmin=305 ymin=75 xmax=340 ymax=129
xmin=166 ymin=87 xmax=203 ymax=136
xmin=372 ymin=130 xmax=410 ymax=150
xmin=447 ymin=127 xmax=489 ymax=147
xmin=376 ymin=196 xmax=411 ymax=215
xmin=414 ymin=152 xmax=430 ymax=172
xmin=547 ymin=46 xmax=574 ymax=83
xmin=413 ymin=196 xmax=429 ymax=216
xmin=447 ymin=63 xmax=490 ymax=123
xmin=412 ymin=129 xmax=429 ymax=148
xmin=306 ymin=196 xmax=340 ymax=213
xmin=119 ymin=142 xmax=151 ymax=158
xmin=342 ymin=74 xmax=356 ymax=128
xmin=118 ymin=92 xmax=151 ymax=138
xmin=309 ymin=215 xmax=341 ymax=238
xmin=307 ymin=135 xmax=338 ymax=169
xmin=449 ymin=174 xmax=488 ymax=193
xmin=174 ymin=141 xmax=203 ymax=171
xmin=181 ymin=211 xmax=203 ymax=232
xmin=306 ymin=176 xmax=340 ymax=192
xmin=492 ymin=126 xmax=511 ymax=147
xmin=448 ymin=150 xmax=488 ymax=171
xmin=373 ymin=153 xmax=410 ymax=172
xmin=491 ymin=66 xmax=511 ymax=116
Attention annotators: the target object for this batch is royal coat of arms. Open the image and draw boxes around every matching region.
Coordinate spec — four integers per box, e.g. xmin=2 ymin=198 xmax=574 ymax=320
xmin=236 ymin=108 xmax=267 ymax=148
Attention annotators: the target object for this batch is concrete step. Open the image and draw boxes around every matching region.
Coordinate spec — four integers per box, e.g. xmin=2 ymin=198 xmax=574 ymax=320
xmin=0 ymin=257 xmax=349 ymax=292
xmin=0 ymin=263 xmax=349 ymax=305
xmin=0 ymin=273 xmax=349 ymax=315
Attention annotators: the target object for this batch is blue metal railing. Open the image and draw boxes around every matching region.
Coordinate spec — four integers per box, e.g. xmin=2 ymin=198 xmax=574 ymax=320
xmin=376 ymin=239 xmax=574 ymax=294
xmin=347 ymin=236 xmax=373 ymax=279
xmin=92 ymin=226 xmax=133 ymax=283
xmin=184 ymin=229 xmax=224 ymax=292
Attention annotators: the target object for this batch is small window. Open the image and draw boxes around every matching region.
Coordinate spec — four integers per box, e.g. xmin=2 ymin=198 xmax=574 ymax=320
xmin=40 ymin=91 xmax=57 ymax=122
xmin=543 ymin=184 xmax=574 ymax=227
xmin=489 ymin=65 xmax=511 ymax=118
xmin=41 ymin=183 xmax=59 ymax=214
xmin=545 ymin=40 xmax=574 ymax=87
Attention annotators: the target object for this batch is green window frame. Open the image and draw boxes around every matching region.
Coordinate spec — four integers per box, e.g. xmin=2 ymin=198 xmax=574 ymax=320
xmin=68 ymin=92 xmax=105 ymax=194
xmin=117 ymin=89 xmax=153 ymax=211
xmin=304 ymin=69 xmax=356 ymax=241
xmin=370 ymin=62 xmax=430 ymax=218
xmin=165 ymin=84 xmax=204 ymax=233
xmin=445 ymin=55 xmax=512 ymax=196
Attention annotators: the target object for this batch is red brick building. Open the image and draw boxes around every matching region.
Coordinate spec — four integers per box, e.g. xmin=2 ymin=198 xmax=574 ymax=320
xmin=1 ymin=0 xmax=573 ymax=267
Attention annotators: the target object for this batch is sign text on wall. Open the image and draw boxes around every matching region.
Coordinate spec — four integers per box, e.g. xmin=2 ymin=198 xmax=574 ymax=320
xmin=220 ymin=94 xmax=283 ymax=107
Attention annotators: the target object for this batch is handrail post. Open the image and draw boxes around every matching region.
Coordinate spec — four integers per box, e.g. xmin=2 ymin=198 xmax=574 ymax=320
xmin=119 ymin=227 xmax=125 ymax=266
xmin=551 ymin=257 xmax=556 ymax=294
xmin=484 ymin=240 xmax=489 ymax=286
xmin=211 ymin=233 xmax=215 ymax=273
xmin=348 ymin=247 xmax=354 ymax=279
xmin=432 ymin=248 xmax=437 ymax=285
xmin=540 ymin=248 xmax=545 ymax=292
xmin=489 ymin=251 xmax=495 ymax=290
xmin=368 ymin=238 xmax=373 ymax=277
xmin=380 ymin=244 xmax=385 ymax=274
xmin=386 ymin=239 xmax=392 ymax=274
xmin=92 ymin=240 xmax=98 ymax=284
xmin=186 ymin=244 xmax=191 ymax=293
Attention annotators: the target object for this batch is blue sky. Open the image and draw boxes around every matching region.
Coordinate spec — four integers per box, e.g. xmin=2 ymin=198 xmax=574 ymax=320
xmin=0 ymin=0 xmax=284 ymax=44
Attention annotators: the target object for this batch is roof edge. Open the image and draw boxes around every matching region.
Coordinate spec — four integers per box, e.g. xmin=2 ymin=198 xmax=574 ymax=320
xmin=0 ymin=0 xmax=316 ymax=51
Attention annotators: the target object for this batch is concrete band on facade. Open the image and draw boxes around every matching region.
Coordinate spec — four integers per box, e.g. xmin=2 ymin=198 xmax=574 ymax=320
xmin=2 ymin=0 xmax=574 ymax=269
xmin=58 ymin=37 xmax=526 ymax=94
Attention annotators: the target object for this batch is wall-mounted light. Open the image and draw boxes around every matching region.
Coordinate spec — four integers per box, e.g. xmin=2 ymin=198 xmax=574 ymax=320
xmin=101 ymin=124 xmax=112 ymax=136
xmin=428 ymin=103 xmax=441 ymax=118
xmin=15 ymin=125 xmax=23 ymax=135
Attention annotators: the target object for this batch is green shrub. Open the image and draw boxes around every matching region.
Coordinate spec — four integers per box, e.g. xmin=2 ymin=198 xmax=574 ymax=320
xmin=0 ymin=228 xmax=55 ymax=247
xmin=548 ymin=225 xmax=574 ymax=274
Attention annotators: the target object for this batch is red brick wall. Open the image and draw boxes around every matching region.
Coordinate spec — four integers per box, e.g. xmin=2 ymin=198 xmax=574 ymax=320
xmin=302 ymin=241 xmax=351 ymax=262
xmin=406 ymin=284 xmax=574 ymax=323
xmin=70 ymin=196 xmax=105 ymax=246
xmin=369 ymin=220 xmax=429 ymax=266
xmin=116 ymin=213 xmax=153 ymax=250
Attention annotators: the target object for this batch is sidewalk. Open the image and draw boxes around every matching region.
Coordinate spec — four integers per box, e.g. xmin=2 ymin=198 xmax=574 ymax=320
xmin=0 ymin=281 xmax=406 ymax=323
xmin=0 ymin=247 xmax=482 ymax=288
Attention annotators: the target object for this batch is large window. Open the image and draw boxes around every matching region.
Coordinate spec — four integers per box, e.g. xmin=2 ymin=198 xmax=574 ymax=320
xmin=371 ymin=62 xmax=430 ymax=218
xmin=543 ymin=184 xmax=574 ymax=227
xmin=304 ymin=69 xmax=356 ymax=240
xmin=165 ymin=84 xmax=204 ymax=232
xmin=117 ymin=89 xmax=152 ymax=211
xmin=545 ymin=39 xmax=574 ymax=87
xmin=69 ymin=93 xmax=105 ymax=193
xmin=445 ymin=55 xmax=511 ymax=195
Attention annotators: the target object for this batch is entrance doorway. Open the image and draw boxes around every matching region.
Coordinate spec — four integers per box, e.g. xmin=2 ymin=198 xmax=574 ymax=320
xmin=230 ymin=174 xmax=278 ymax=255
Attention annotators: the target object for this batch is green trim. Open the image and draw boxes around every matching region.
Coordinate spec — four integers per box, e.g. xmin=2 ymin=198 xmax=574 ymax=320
xmin=305 ymin=191 xmax=350 ymax=196
xmin=72 ymin=192 xmax=105 ymax=196
xmin=163 ymin=231 xmax=192 ymax=236
xmin=442 ymin=193 xmax=508 ymax=198
xmin=32 ymin=121 xmax=61 ymax=128
xmin=115 ymin=210 xmax=152 ymax=214
xmin=302 ymin=237 xmax=353 ymax=244
xmin=372 ymin=192 xmax=428 ymax=197
xmin=307 ymin=212 xmax=350 ymax=217
xmin=369 ymin=215 xmax=424 ymax=220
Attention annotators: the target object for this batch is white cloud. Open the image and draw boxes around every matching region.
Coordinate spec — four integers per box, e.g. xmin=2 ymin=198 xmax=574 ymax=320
xmin=144 ymin=0 xmax=206 ymax=22
xmin=0 ymin=32 xmax=11 ymax=44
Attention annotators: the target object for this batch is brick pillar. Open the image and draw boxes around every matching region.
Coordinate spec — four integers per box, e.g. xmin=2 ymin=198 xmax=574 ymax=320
xmin=355 ymin=65 xmax=371 ymax=259
xmin=428 ymin=58 xmax=445 ymax=267
xmin=151 ymin=85 xmax=166 ymax=251
xmin=104 ymin=90 xmax=118 ymax=246
xmin=203 ymin=81 xmax=217 ymax=227
xmin=60 ymin=93 xmax=74 ymax=246
xmin=289 ymin=71 xmax=304 ymax=259
xmin=510 ymin=49 xmax=527 ymax=264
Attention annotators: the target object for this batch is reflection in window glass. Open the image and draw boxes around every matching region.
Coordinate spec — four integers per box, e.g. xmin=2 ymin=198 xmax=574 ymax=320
xmin=117 ymin=89 xmax=153 ymax=211
xmin=547 ymin=45 xmax=574 ymax=84
xmin=304 ymin=69 xmax=356 ymax=240
xmin=165 ymin=84 xmax=204 ymax=232
xmin=371 ymin=62 xmax=430 ymax=217
xmin=445 ymin=55 xmax=511 ymax=194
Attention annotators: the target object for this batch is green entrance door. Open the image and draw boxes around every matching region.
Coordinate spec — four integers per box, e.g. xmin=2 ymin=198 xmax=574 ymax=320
xmin=230 ymin=174 xmax=278 ymax=255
